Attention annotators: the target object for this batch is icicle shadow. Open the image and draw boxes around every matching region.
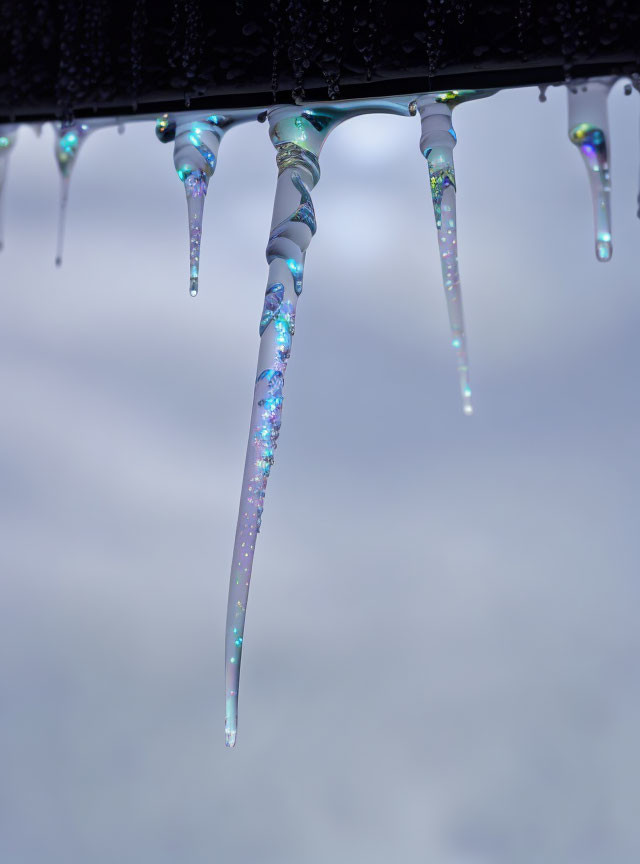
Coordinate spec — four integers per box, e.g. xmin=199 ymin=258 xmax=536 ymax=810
xmin=567 ymin=77 xmax=616 ymax=262
xmin=156 ymin=110 xmax=259 ymax=296
xmin=225 ymin=97 xmax=414 ymax=748
xmin=417 ymin=89 xmax=496 ymax=415
xmin=0 ymin=125 xmax=18 ymax=252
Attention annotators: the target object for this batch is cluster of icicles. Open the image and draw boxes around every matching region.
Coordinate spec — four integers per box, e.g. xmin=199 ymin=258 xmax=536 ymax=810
xmin=0 ymin=76 xmax=628 ymax=745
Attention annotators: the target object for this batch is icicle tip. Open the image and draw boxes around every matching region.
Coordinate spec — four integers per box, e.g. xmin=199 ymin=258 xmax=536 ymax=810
xmin=596 ymin=239 xmax=612 ymax=262
xmin=225 ymin=722 xmax=237 ymax=748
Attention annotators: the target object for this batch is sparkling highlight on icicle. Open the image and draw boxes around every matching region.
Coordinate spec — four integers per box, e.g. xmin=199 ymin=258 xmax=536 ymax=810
xmin=567 ymin=78 xmax=615 ymax=262
xmin=418 ymin=97 xmax=473 ymax=415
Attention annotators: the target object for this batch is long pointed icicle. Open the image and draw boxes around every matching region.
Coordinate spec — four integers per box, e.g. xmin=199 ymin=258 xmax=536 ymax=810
xmin=156 ymin=110 xmax=258 ymax=296
xmin=224 ymin=108 xmax=329 ymax=748
xmin=567 ymin=77 xmax=616 ymax=262
xmin=0 ymin=125 xmax=18 ymax=252
xmin=224 ymin=98 xmax=415 ymax=747
xmin=417 ymin=94 xmax=475 ymax=414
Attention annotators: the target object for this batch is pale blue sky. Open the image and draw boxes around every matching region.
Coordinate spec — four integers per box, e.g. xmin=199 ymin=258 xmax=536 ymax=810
xmin=1 ymin=84 xmax=639 ymax=863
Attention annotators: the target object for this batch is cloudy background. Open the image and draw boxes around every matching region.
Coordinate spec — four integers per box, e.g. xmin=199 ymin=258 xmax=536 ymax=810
xmin=1 ymin=83 xmax=639 ymax=863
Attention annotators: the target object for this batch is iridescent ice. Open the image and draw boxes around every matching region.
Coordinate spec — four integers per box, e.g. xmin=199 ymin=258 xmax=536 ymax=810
xmin=0 ymin=125 xmax=17 ymax=252
xmin=417 ymin=90 xmax=493 ymax=415
xmin=567 ymin=77 xmax=616 ymax=262
xmin=225 ymin=98 xmax=414 ymax=747
xmin=156 ymin=110 xmax=258 ymax=296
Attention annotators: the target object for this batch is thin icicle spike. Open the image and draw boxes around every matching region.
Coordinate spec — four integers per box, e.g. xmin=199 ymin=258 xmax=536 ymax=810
xmin=156 ymin=110 xmax=259 ymax=296
xmin=417 ymin=92 xmax=481 ymax=415
xmin=53 ymin=119 xmax=115 ymax=266
xmin=225 ymin=97 xmax=414 ymax=748
xmin=0 ymin=125 xmax=18 ymax=252
xmin=567 ymin=77 xmax=616 ymax=262
xmin=54 ymin=121 xmax=92 ymax=266
xmin=417 ymin=89 xmax=497 ymax=414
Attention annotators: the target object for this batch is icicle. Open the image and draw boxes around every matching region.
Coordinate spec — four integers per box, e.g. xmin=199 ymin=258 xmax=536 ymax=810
xmin=156 ymin=110 xmax=258 ymax=296
xmin=0 ymin=125 xmax=18 ymax=252
xmin=53 ymin=119 xmax=115 ymax=266
xmin=225 ymin=97 xmax=414 ymax=748
xmin=54 ymin=121 xmax=91 ymax=267
xmin=567 ymin=77 xmax=616 ymax=262
xmin=417 ymin=90 xmax=495 ymax=415
xmin=418 ymin=97 xmax=472 ymax=415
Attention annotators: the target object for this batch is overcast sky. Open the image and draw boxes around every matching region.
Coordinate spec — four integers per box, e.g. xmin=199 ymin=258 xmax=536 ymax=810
xmin=1 ymin=83 xmax=639 ymax=863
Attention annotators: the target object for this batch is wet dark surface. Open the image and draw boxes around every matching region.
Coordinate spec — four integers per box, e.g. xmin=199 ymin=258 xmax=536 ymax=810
xmin=0 ymin=1 xmax=639 ymax=120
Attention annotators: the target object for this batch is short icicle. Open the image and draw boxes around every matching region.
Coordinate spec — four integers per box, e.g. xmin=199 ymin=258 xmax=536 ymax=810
xmin=224 ymin=98 xmax=414 ymax=748
xmin=417 ymin=90 xmax=494 ymax=415
xmin=0 ymin=125 xmax=18 ymax=252
xmin=156 ymin=110 xmax=258 ymax=296
xmin=53 ymin=119 xmax=113 ymax=266
xmin=567 ymin=77 xmax=616 ymax=262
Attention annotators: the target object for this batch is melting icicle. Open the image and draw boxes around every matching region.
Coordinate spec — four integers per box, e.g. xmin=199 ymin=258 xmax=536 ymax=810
xmin=156 ymin=110 xmax=258 ymax=296
xmin=0 ymin=125 xmax=18 ymax=252
xmin=225 ymin=97 xmax=414 ymax=748
xmin=567 ymin=77 xmax=616 ymax=262
xmin=417 ymin=90 xmax=495 ymax=415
